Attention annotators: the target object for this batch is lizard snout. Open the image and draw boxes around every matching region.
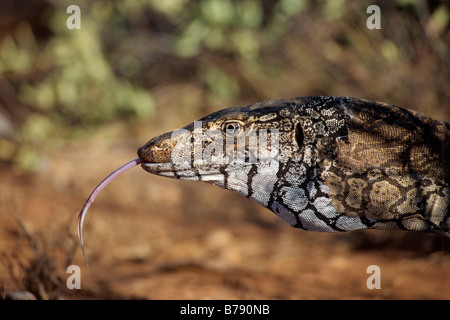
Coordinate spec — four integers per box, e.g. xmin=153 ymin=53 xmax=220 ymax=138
xmin=137 ymin=132 xmax=176 ymax=163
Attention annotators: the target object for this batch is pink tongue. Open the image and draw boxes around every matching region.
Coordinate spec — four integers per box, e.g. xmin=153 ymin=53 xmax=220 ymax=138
xmin=78 ymin=158 xmax=144 ymax=266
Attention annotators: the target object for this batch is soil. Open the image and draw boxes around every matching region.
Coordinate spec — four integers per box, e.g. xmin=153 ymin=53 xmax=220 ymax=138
xmin=0 ymin=125 xmax=449 ymax=300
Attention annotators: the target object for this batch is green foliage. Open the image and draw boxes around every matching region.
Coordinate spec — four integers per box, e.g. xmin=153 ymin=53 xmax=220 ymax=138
xmin=173 ymin=0 xmax=306 ymax=59
xmin=0 ymin=1 xmax=156 ymax=169
xmin=22 ymin=6 xmax=155 ymax=124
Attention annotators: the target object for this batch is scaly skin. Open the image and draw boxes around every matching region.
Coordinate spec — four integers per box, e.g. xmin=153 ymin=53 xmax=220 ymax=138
xmin=137 ymin=96 xmax=450 ymax=237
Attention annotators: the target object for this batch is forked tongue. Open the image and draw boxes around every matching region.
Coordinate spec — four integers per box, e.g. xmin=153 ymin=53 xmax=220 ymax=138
xmin=77 ymin=158 xmax=144 ymax=267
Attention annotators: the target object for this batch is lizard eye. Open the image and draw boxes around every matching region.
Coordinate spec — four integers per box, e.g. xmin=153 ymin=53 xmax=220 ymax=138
xmin=222 ymin=121 xmax=243 ymax=136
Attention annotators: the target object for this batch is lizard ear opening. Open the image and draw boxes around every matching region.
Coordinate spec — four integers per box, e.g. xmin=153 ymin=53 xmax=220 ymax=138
xmin=295 ymin=122 xmax=304 ymax=148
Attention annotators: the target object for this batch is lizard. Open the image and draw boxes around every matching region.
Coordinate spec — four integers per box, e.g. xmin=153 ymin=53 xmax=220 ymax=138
xmin=136 ymin=96 xmax=449 ymax=237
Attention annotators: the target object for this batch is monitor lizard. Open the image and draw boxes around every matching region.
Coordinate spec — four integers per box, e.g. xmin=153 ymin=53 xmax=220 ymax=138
xmin=137 ymin=96 xmax=449 ymax=237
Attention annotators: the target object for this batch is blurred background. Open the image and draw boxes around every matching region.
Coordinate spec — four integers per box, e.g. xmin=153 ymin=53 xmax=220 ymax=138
xmin=0 ymin=0 xmax=448 ymax=300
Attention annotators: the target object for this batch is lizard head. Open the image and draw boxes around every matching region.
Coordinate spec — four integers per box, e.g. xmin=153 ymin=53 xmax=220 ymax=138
xmin=137 ymin=97 xmax=353 ymax=230
xmin=137 ymin=99 xmax=299 ymax=191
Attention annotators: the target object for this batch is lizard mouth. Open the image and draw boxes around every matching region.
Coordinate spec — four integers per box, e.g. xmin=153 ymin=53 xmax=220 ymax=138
xmin=137 ymin=131 xmax=192 ymax=176
xmin=140 ymin=161 xmax=179 ymax=176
